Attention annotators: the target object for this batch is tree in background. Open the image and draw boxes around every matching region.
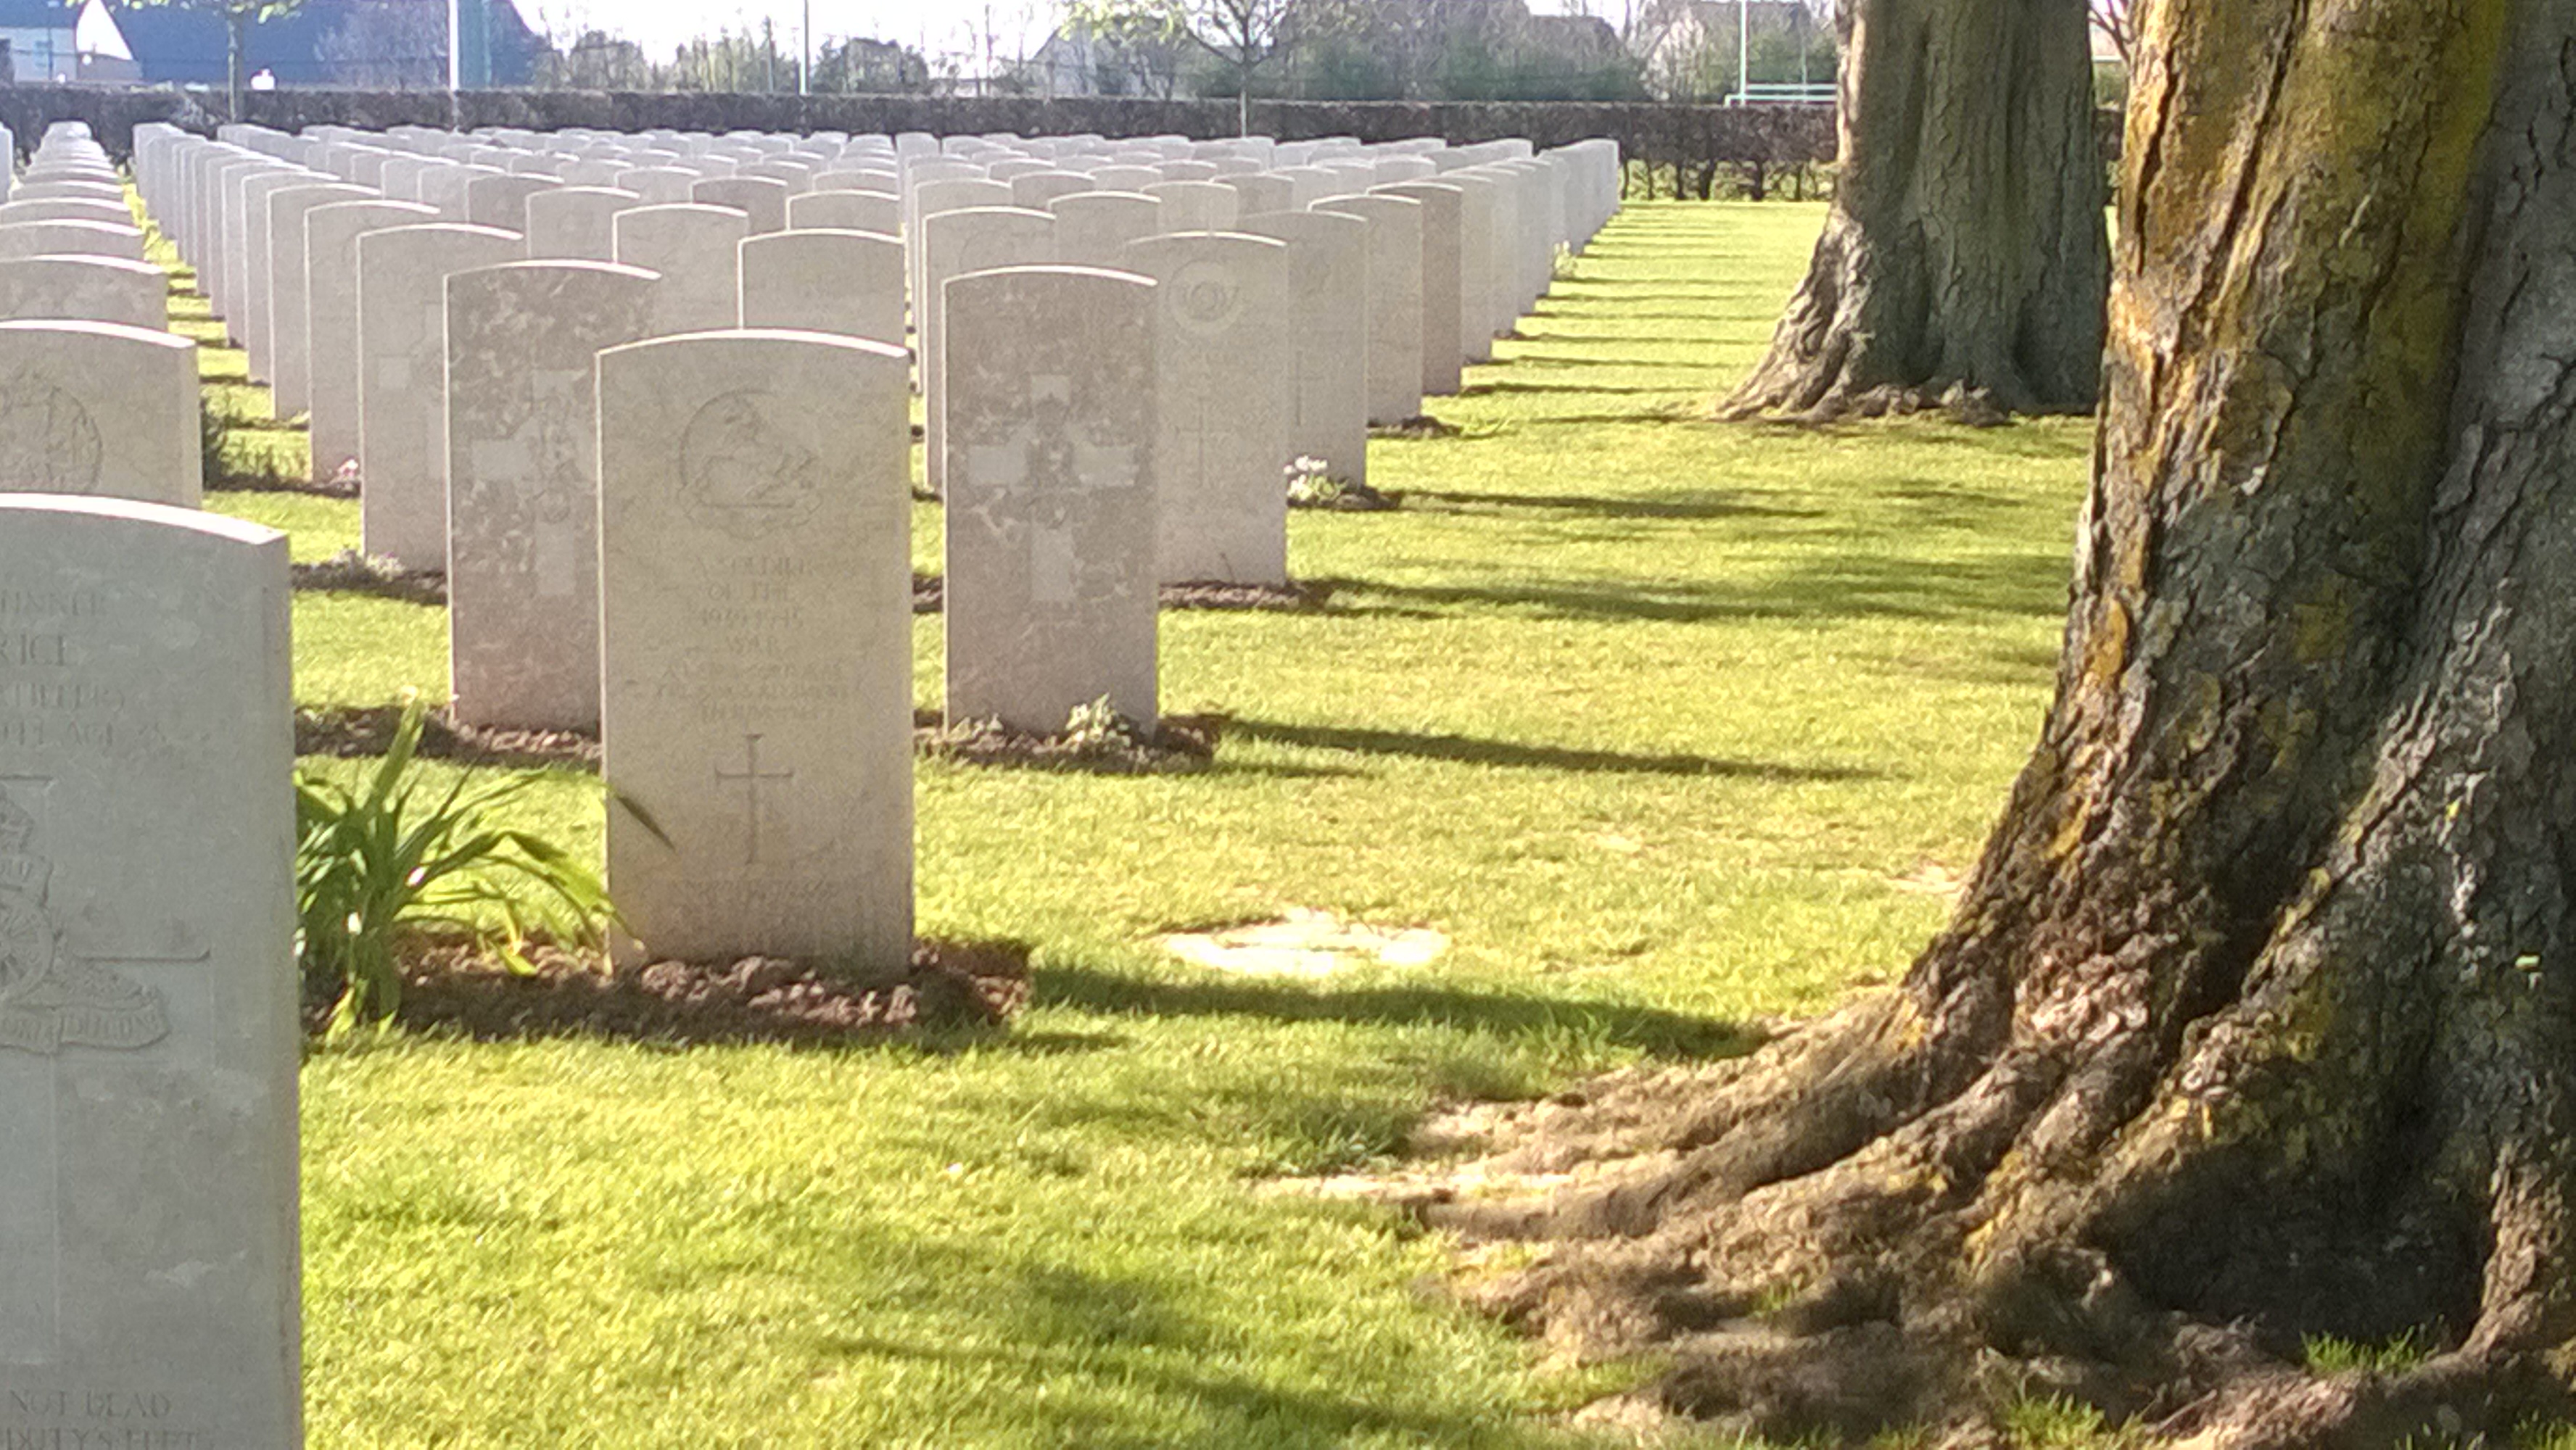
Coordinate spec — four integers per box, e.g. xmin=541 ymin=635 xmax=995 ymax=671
xmin=315 ymin=0 xmax=445 ymax=88
xmin=128 ymin=0 xmax=305 ymax=115
xmin=808 ymin=36 xmax=932 ymax=94
xmin=1445 ymin=0 xmax=2576 ymax=1440
xmin=530 ymin=28 xmax=651 ymax=90
xmin=1724 ymin=0 xmax=2105 ymax=419
xmin=1064 ymin=0 xmax=1300 ymax=133
xmin=2090 ymin=0 xmax=2133 ymax=65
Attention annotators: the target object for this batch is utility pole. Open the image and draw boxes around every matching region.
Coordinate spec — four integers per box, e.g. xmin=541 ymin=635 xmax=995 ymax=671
xmin=801 ymin=0 xmax=812 ymax=94
xmin=764 ymin=16 xmax=776 ymax=91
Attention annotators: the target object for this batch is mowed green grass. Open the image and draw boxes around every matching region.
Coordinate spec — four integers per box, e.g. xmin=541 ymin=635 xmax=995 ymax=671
xmin=203 ymin=200 xmax=2094 ymax=1446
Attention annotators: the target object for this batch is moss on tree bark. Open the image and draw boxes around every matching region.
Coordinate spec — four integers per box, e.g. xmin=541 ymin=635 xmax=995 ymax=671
xmin=1426 ymin=0 xmax=2576 ymax=1441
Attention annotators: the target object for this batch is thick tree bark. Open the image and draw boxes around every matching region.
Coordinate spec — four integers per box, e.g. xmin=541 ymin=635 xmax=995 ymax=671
xmin=1420 ymin=0 xmax=2576 ymax=1441
xmin=1722 ymin=0 xmax=2109 ymax=420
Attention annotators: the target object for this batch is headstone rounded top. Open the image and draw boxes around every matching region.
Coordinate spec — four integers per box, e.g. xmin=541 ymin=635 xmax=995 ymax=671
xmin=0 ymin=318 xmax=193 ymax=350
xmin=0 ymin=491 xmax=281 ymax=547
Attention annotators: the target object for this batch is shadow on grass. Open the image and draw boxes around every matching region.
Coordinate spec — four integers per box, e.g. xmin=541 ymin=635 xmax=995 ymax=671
xmin=1405 ymin=486 xmax=1822 ymax=522
xmin=1308 ymin=551 xmax=2067 ymax=626
xmin=1224 ymin=716 xmax=1874 ymax=783
xmin=1036 ymin=962 xmax=1762 ymax=1061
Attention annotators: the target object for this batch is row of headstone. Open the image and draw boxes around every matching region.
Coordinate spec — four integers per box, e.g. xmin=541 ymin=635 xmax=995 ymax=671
xmin=123 ymin=119 xmax=1619 ymax=974
xmin=0 ymin=125 xmax=199 ymax=507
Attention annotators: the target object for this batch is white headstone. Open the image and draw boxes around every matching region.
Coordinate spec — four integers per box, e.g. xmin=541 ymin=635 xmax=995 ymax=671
xmin=1120 ymin=233 xmax=1290 ymax=586
xmin=1314 ymin=194 xmax=1424 ymax=426
xmin=786 ymin=188 xmax=898 ymax=234
xmin=445 ymin=261 xmax=661 ymax=732
xmin=1046 ymin=191 xmax=1163 ymax=269
xmin=614 ymin=204 xmax=750 ymax=335
xmin=0 ymin=322 xmax=200 ymax=507
xmin=738 ymin=230 xmax=904 ymax=349
xmin=1237 ymin=210 xmax=1371 ymax=489
xmin=598 ymin=331 xmax=914 ymax=966
xmin=524 ymin=186 xmax=643 ymax=262
xmin=944 ymin=266 xmax=1158 ymax=734
xmin=691 ymin=177 xmax=789 ymax=235
xmin=0 ymin=494 xmax=300 ymax=1450
xmin=0 ymin=257 xmax=166 ymax=331
xmin=1374 ymin=181 xmax=1466 ymax=397
xmin=922 ymin=207 xmax=1054 ymax=494
xmin=355 ymin=223 xmax=525 ymax=568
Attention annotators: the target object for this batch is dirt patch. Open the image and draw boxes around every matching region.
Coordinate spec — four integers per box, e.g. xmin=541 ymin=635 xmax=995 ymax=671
xmin=1371 ymin=415 xmax=1462 ymax=440
xmin=1158 ymin=579 xmax=1337 ymax=612
xmin=373 ymin=938 xmax=1032 ymax=1048
xmin=917 ymin=708 xmax=1223 ymax=775
xmin=292 ymin=550 xmax=447 ymax=606
xmin=1159 ymin=908 xmax=1450 ymax=977
xmin=910 ymin=576 xmax=1333 ymax=615
xmin=1289 ymin=479 xmax=1403 ymax=513
xmin=296 ymin=703 xmax=601 ymax=771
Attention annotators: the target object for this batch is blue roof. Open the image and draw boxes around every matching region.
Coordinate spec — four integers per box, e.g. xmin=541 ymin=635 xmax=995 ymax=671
xmin=0 ymin=1 xmax=78 ymax=28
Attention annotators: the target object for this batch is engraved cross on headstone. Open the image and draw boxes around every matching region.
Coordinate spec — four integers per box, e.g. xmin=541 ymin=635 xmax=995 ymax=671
xmin=714 ymin=734 xmax=794 ymax=866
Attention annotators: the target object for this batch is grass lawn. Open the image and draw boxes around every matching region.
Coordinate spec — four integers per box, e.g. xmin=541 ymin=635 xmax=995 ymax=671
xmin=199 ymin=199 xmax=2094 ymax=1446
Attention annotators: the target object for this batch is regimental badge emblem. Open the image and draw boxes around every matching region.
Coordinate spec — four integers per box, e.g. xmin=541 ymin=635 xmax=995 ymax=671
xmin=0 ymin=784 xmax=167 ymax=1056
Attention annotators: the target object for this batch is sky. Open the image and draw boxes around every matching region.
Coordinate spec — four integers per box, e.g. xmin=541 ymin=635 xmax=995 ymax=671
xmin=511 ymin=1 xmax=1633 ymax=70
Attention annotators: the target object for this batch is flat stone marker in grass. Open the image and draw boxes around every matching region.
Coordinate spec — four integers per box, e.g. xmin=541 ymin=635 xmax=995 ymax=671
xmin=738 ymin=229 xmax=905 ymax=348
xmin=356 ymin=222 xmax=524 ymax=567
xmin=0 ymin=493 xmax=298 ymax=1449
xmin=1120 ymin=232 xmax=1290 ymax=586
xmin=445 ymin=260 xmax=660 ymax=732
xmin=691 ymin=176 xmax=789 ymax=235
xmin=1313 ymin=193 xmax=1425 ymax=426
xmin=0 ymin=322 xmax=199 ymax=506
xmin=614 ymin=203 xmax=751 ymax=335
xmin=1046 ymin=190 xmax=1163 ymax=268
xmin=944 ymin=266 xmax=1159 ymax=734
xmin=787 ymin=188 xmax=898 ymax=235
xmin=263 ymin=181 xmax=373 ymax=410
xmin=598 ymin=330 xmax=914 ymax=967
xmin=305 ymin=199 xmax=438 ymax=486
xmin=525 ymin=186 xmax=643 ymax=262
xmin=1374 ymin=181 xmax=1466 ymax=397
xmin=922 ymin=206 xmax=1055 ymax=494
xmin=0 ymin=257 xmax=167 ymax=331
xmin=1237 ymin=210 xmax=1371 ymax=489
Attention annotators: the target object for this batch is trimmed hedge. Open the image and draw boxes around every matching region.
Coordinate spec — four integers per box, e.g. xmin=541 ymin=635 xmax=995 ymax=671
xmin=2 ymin=83 xmax=1839 ymax=189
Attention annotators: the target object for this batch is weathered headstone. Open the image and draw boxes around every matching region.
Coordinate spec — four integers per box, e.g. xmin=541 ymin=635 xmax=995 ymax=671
xmin=922 ymin=207 xmax=1054 ymax=494
xmin=524 ymin=186 xmax=643 ymax=262
xmin=1314 ymin=194 xmax=1425 ymax=425
xmin=1443 ymin=169 xmax=1499 ymax=364
xmin=0 ymin=257 xmax=167 ymax=331
xmin=1142 ymin=180 xmax=1239 ymax=233
xmin=355 ymin=223 xmax=524 ymax=567
xmin=445 ymin=261 xmax=660 ymax=732
xmin=0 ymin=322 xmax=200 ymax=506
xmin=1046 ymin=191 xmax=1163 ymax=268
xmin=738 ymin=230 xmax=905 ymax=348
xmin=463 ymin=173 xmax=560 ymax=231
xmin=614 ymin=204 xmax=750 ymax=335
xmin=1120 ymin=233 xmax=1290 ymax=585
xmin=944 ymin=266 xmax=1159 ymax=733
xmin=1219 ymin=173 xmax=1295 ymax=219
xmin=598 ymin=331 xmax=914 ymax=966
xmin=691 ymin=177 xmax=789 ymax=235
xmin=0 ymin=493 xmax=300 ymax=1450
xmin=1237 ymin=210 xmax=1371 ymax=489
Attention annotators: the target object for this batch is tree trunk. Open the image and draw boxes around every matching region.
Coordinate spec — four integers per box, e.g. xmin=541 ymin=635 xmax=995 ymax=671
xmin=227 ymin=12 xmax=247 ymax=122
xmin=1722 ymin=0 xmax=2108 ymax=421
xmin=1424 ymin=0 xmax=2576 ymax=1441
